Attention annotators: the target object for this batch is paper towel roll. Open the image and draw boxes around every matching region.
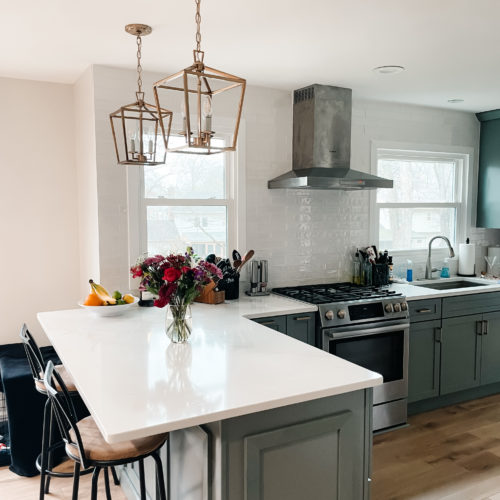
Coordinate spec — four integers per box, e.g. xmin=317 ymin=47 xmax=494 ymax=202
xmin=488 ymin=246 xmax=500 ymax=275
xmin=458 ymin=243 xmax=476 ymax=276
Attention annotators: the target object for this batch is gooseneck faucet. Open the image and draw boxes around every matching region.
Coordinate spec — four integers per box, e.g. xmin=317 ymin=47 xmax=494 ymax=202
xmin=425 ymin=236 xmax=455 ymax=279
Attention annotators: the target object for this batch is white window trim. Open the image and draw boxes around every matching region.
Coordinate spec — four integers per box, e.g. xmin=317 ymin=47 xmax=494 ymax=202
xmin=369 ymin=140 xmax=475 ymax=260
xmin=126 ymin=118 xmax=246 ymax=290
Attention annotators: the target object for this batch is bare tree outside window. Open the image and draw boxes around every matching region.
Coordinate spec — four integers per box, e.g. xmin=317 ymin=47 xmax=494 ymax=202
xmin=375 ymin=152 xmax=465 ymax=252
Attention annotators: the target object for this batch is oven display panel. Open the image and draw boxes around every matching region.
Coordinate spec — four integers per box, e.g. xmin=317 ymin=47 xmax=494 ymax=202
xmin=348 ymin=302 xmax=384 ymax=321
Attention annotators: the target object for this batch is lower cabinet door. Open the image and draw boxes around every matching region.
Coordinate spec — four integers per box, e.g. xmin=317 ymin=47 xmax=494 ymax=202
xmin=481 ymin=311 xmax=500 ymax=385
xmin=286 ymin=312 xmax=316 ymax=345
xmin=441 ymin=315 xmax=482 ymax=395
xmin=408 ymin=320 xmax=441 ymax=403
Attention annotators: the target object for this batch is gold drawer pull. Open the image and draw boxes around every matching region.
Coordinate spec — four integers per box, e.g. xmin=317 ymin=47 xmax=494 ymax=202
xmin=294 ymin=316 xmax=310 ymax=321
xmin=416 ymin=308 xmax=432 ymax=313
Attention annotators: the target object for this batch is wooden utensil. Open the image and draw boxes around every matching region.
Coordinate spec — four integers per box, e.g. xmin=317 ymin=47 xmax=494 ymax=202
xmin=237 ymin=250 xmax=254 ymax=273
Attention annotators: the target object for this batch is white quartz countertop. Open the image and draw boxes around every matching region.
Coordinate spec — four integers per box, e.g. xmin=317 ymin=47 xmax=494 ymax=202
xmin=38 ymin=295 xmax=381 ymax=444
xmin=388 ymin=277 xmax=500 ymax=301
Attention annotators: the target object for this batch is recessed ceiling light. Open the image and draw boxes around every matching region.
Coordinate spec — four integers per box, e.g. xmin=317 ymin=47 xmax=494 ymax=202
xmin=372 ymin=65 xmax=405 ymax=75
xmin=447 ymin=98 xmax=464 ymax=104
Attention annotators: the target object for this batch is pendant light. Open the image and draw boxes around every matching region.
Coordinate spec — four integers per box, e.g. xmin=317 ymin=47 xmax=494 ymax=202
xmin=153 ymin=0 xmax=246 ymax=155
xmin=110 ymin=24 xmax=173 ymax=165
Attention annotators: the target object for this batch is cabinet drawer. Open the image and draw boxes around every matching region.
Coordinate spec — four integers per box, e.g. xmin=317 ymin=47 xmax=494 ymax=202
xmin=409 ymin=299 xmax=441 ymax=323
xmin=442 ymin=292 xmax=500 ymax=318
xmin=252 ymin=315 xmax=287 ymax=334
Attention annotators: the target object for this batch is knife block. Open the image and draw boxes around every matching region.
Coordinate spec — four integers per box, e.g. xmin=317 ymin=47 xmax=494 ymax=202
xmin=194 ymin=281 xmax=225 ymax=304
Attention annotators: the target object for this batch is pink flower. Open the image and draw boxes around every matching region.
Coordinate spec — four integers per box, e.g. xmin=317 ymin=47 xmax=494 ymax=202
xmin=130 ymin=265 xmax=143 ymax=278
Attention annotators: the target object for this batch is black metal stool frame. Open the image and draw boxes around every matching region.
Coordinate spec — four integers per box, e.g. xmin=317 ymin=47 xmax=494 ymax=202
xmin=44 ymin=361 xmax=168 ymax=500
xmin=19 ymin=324 xmax=110 ymax=499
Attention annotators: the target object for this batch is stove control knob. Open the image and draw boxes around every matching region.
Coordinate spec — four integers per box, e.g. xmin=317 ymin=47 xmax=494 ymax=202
xmin=325 ymin=310 xmax=334 ymax=321
xmin=393 ymin=303 xmax=401 ymax=313
xmin=401 ymin=302 xmax=408 ymax=311
xmin=337 ymin=310 xmax=346 ymax=319
xmin=385 ymin=303 xmax=393 ymax=313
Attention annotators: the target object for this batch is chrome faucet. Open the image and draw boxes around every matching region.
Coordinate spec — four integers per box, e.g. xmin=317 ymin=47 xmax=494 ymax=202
xmin=425 ymin=236 xmax=455 ymax=279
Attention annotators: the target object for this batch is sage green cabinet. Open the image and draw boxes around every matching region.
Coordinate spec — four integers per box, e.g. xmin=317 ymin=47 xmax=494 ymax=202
xmin=480 ymin=311 xmax=500 ymax=385
xmin=252 ymin=313 xmax=316 ymax=346
xmin=286 ymin=312 xmax=316 ymax=345
xmin=408 ymin=320 xmax=441 ymax=403
xmin=476 ymin=109 xmax=500 ymax=228
xmin=252 ymin=315 xmax=287 ymax=333
xmin=440 ymin=314 xmax=482 ymax=395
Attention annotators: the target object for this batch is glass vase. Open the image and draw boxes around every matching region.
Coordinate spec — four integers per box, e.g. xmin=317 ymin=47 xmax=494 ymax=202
xmin=165 ymin=304 xmax=192 ymax=343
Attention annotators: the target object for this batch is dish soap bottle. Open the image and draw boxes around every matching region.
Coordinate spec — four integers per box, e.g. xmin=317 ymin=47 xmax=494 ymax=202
xmin=441 ymin=260 xmax=450 ymax=278
xmin=406 ymin=259 xmax=413 ymax=282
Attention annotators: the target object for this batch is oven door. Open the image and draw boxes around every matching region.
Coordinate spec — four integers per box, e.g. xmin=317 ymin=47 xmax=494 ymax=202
xmin=323 ymin=321 xmax=409 ymax=405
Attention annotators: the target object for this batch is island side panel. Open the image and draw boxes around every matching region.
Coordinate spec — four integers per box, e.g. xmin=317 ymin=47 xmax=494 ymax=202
xmin=219 ymin=389 xmax=372 ymax=500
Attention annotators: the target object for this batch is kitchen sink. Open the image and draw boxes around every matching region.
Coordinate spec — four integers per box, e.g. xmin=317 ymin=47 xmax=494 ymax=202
xmin=413 ymin=280 xmax=491 ymax=290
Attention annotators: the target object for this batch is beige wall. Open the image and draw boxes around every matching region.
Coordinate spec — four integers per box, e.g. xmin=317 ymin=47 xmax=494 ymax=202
xmin=0 ymin=77 xmax=80 ymax=345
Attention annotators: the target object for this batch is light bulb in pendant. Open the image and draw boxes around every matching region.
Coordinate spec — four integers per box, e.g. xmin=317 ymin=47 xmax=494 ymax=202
xmin=127 ymin=126 xmax=138 ymax=154
xmin=180 ymin=98 xmax=187 ymax=135
xmin=203 ymin=96 xmax=213 ymax=133
xmin=146 ymin=124 xmax=154 ymax=154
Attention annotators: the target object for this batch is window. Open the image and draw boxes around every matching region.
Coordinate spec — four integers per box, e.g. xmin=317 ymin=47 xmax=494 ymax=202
xmin=372 ymin=148 xmax=469 ymax=252
xmin=128 ymin=128 xmax=244 ymax=266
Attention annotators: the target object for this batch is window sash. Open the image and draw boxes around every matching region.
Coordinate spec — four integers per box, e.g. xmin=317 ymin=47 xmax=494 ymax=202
xmin=372 ymin=147 xmax=468 ymax=254
xmin=139 ymin=132 xmax=234 ymax=258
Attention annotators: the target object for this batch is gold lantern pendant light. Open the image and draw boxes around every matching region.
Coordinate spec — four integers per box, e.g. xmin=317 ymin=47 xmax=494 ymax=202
xmin=153 ymin=0 xmax=246 ymax=155
xmin=110 ymin=24 xmax=173 ymax=165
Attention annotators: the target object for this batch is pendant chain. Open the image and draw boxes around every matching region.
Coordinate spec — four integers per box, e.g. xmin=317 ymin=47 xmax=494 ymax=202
xmin=195 ymin=0 xmax=202 ymax=53
xmin=136 ymin=35 xmax=143 ymax=95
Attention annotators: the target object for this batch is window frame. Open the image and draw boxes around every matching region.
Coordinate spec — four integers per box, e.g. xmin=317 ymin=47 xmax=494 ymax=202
xmin=127 ymin=118 xmax=246 ymax=288
xmin=369 ymin=141 xmax=473 ymax=259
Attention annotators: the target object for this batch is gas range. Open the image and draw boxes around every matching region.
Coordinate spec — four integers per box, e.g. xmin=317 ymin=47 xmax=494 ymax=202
xmin=273 ymin=282 xmax=409 ymax=431
xmin=272 ymin=282 xmax=409 ymax=328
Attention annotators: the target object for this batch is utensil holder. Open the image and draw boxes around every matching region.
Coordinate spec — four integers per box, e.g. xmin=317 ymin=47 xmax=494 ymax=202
xmin=372 ymin=264 xmax=389 ymax=286
xmin=222 ymin=274 xmax=240 ymax=300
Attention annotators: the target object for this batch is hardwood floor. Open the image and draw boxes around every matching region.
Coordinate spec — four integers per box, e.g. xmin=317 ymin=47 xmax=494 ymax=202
xmin=372 ymin=394 xmax=500 ymax=500
xmin=0 ymin=459 xmax=127 ymax=499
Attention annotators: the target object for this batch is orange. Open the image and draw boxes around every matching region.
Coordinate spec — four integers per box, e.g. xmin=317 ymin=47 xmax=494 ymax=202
xmin=123 ymin=294 xmax=134 ymax=304
xmin=84 ymin=292 xmax=104 ymax=306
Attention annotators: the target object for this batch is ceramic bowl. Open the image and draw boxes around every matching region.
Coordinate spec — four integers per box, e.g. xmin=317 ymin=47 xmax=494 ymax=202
xmin=78 ymin=296 xmax=139 ymax=317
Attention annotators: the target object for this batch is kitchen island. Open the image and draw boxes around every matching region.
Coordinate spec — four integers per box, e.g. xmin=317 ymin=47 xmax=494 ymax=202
xmin=37 ymin=295 xmax=382 ymax=500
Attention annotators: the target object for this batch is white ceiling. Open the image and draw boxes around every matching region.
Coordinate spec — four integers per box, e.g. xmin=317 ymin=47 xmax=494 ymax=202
xmin=4 ymin=0 xmax=500 ymax=112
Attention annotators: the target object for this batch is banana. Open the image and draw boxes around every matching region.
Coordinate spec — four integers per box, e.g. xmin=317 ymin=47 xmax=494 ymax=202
xmin=89 ymin=279 xmax=117 ymax=305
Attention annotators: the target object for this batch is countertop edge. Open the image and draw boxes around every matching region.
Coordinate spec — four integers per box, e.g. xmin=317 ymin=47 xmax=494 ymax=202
xmin=100 ymin=375 xmax=383 ymax=443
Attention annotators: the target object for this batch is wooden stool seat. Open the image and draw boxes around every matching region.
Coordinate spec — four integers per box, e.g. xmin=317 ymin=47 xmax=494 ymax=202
xmin=35 ymin=364 xmax=77 ymax=393
xmin=66 ymin=416 xmax=168 ymax=462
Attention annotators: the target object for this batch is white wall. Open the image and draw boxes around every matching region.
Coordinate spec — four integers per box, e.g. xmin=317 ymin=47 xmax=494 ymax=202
xmin=74 ymin=67 xmax=100 ymax=298
xmin=90 ymin=65 xmax=499 ymax=290
xmin=0 ymin=77 xmax=80 ymax=345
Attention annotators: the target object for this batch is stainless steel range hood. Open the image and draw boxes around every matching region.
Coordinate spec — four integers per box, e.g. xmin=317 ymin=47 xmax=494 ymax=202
xmin=268 ymin=84 xmax=393 ymax=190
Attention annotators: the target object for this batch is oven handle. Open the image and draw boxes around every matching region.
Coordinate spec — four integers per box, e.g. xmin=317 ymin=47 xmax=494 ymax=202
xmin=325 ymin=322 xmax=409 ymax=340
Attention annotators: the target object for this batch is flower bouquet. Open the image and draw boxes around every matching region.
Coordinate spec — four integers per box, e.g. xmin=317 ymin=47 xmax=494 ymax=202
xmin=130 ymin=247 xmax=222 ymax=342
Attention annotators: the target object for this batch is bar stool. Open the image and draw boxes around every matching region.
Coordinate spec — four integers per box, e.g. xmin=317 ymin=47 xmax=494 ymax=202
xmin=44 ymin=360 xmax=169 ymax=500
xmin=19 ymin=324 xmax=99 ymax=499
